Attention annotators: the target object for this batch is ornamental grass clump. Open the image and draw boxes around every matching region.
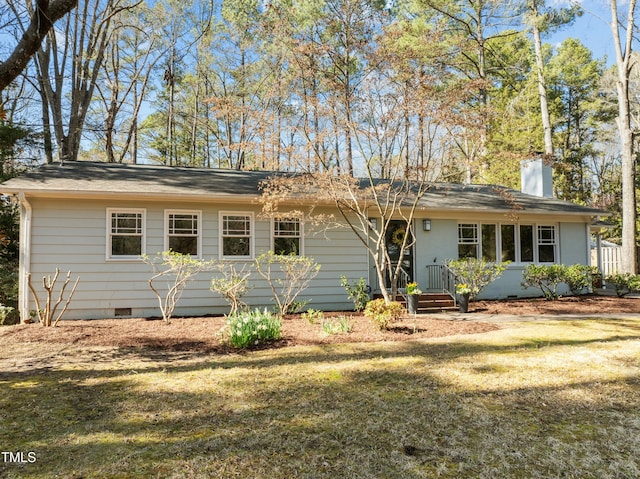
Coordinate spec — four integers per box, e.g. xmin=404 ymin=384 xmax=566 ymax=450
xmin=222 ymin=309 xmax=282 ymax=349
xmin=364 ymin=298 xmax=404 ymax=330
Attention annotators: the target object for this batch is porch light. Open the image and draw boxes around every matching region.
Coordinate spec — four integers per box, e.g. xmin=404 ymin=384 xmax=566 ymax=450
xmin=423 ymin=219 xmax=432 ymax=231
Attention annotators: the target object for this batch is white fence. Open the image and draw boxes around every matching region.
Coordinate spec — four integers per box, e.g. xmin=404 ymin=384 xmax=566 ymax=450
xmin=591 ymin=246 xmax=622 ymax=276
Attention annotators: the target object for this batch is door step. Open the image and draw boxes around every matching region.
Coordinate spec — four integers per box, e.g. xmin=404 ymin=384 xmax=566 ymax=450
xmin=373 ymin=293 xmax=457 ymax=313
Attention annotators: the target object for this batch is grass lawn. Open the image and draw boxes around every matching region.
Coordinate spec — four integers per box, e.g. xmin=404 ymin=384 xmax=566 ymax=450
xmin=1 ymin=317 xmax=639 ymax=478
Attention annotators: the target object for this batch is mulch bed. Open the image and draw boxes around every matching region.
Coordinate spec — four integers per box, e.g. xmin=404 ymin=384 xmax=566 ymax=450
xmin=0 ymin=294 xmax=637 ymax=354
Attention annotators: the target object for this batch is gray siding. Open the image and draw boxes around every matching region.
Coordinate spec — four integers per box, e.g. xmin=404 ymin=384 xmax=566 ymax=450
xmin=25 ymin=198 xmax=595 ymax=319
xmin=27 ymin=199 xmax=367 ymax=319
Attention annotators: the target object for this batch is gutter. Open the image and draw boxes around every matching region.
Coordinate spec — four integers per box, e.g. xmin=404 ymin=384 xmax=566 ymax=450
xmin=17 ymin=193 xmax=31 ymax=323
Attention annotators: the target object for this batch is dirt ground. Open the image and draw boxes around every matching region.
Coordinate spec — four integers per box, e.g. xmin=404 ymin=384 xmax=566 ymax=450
xmin=1 ymin=294 xmax=638 ymax=355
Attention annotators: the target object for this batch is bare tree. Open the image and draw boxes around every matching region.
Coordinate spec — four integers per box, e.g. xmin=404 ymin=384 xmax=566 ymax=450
xmin=31 ymin=0 xmax=138 ymax=162
xmin=93 ymin=4 xmax=164 ymax=163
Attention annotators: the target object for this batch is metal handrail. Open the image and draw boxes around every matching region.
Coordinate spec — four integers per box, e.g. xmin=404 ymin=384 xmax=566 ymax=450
xmin=397 ymin=267 xmax=410 ymax=300
xmin=424 ymin=264 xmax=457 ymax=305
xmin=442 ymin=264 xmax=458 ymax=306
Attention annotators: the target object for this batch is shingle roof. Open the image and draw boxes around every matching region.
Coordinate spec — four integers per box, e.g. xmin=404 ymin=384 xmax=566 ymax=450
xmin=0 ymin=161 xmax=605 ymax=216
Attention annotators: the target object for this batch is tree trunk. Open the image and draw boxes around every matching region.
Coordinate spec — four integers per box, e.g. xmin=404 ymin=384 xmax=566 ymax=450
xmin=610 ymin=0 xmax=638 ymax=274
xmin=530 ymin=0 xmax=554 ymax=157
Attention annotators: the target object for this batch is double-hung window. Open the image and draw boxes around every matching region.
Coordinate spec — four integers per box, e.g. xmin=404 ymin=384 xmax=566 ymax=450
xmin=458 ymin=222 xmax=557 ymax=263
xmin=537 ymin=225 xmax=556 ymax=262
xmin=458 ymin=224 xmax=479 ymax=259
xmin=108 ymin=209 xmax=145 ymax=259
xmin=221 ymin=213 xmax=253 ymax=259
xmin=273 ymin=217 xmax=302 ymax=255
xmin=166 ymin=210 xmax=201 ymax=256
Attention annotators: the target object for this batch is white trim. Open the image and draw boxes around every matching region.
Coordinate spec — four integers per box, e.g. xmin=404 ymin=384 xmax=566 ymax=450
xmin=106 ymin=208 xmax=146 ymax=261
xmin=219 ymin=211 xmax=255 ymax=260
xmin=458 ymin=221 xmax=559 ymax=264
xmin=164 ymin=209 xmax=202 ymax=258
xmin=271 ymin=214 xmax=304 ymax=256
xmin=17 ymin=193 xmax=31 ymax=323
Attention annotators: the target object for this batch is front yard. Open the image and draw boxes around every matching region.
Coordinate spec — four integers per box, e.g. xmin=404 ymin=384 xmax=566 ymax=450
xmin=1 ymin=307 xmax=639 ymax=478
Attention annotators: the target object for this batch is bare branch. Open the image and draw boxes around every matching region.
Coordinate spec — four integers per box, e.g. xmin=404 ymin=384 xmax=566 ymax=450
xmin=0 ymin=0 xmax=78 ymax=92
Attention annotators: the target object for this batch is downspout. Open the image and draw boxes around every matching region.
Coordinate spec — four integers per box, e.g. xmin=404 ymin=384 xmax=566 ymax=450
xmin=17 ymin=193 xmax=32 ymax=323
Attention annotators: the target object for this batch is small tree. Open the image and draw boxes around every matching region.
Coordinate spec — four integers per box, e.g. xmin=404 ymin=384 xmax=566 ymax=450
xmin=27 ymin=269 xmax=80 ymax=327
xmin=143 ymin=251 xmax=216 ymax=322
xmin=255 ymin=251 xmax=320 ymax=316
xmin=446 ymin=258 xmax=510 ymax=301
xmin=210 ymin=262 xmax=252 ymax=315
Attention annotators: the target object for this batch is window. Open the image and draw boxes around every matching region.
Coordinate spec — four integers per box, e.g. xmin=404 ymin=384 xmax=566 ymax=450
xmin=458 ymin=222 xmax=557 ymax=263
xmin=166 ymin=210 xmax=200 ymax=256
xmin=501 ymin=224 xmax=515 ymax=262
xmin=108 ymin=209 xmax=145 ymax=259
xmin=537 ymin=225 xmax=556 ymax=263
xmin=481 ymin=224 xmax=497 ymax=262
xmin=273 ymin=217 xmax=302 ymax=255
xmin=458 ymin=224 xmax=478 ymax=259
xmin=519 ymin=225 xmax=534 ymax=263
xmin=221 ymin=213 xmax=253 ymax=259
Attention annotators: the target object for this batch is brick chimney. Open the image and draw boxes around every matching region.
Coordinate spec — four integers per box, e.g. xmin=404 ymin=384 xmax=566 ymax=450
xmin=521 ymin=159 xmax=553 ymax=198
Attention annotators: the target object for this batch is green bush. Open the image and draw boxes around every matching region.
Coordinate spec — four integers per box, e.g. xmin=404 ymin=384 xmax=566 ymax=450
xmin=521 ymin=264 xmax=566 ymax=300
xmin=222 ymin=309 xmax=282 ymax=349
xmin=446 ymin=258 xmax=510 ymax=301
xmin=0 ymin=304 xmax=14 ymax=325
xmin=340 ymin=276 xmax=369 ymax=312
xmin=605 ymin=273 xmax=640 ymax=297
xmin=364 ymin=298 xmax=404 ymax=330
xmin=563 ymin=264 xmax=596 ymax=295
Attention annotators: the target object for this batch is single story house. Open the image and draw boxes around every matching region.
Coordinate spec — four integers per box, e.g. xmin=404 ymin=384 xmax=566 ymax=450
xmin=0 ymin=160 xmax=606 ymax=321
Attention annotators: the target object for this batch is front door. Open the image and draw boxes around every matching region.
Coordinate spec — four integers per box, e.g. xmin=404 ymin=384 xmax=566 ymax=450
xmin=385 ymin=220 xmax=414 ymax=287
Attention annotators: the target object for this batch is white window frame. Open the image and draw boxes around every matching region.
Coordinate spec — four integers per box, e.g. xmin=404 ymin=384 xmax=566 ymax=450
xmin=536 ymin=224 xmax=557 ymax=263
xmin=271 ymin=215 xmax=304 ymax=256
xmin=458 ymin=222 xmax=558 ymax=264
xmin=457 ymin=223 xmax=479 ymax=259
xmin=164 ymin=209 xmax=202 ymax=258
xmin=106 ymin=208 xmax=146 ymax=261
xmin=219 ymin=211 xmax=254 ymax=260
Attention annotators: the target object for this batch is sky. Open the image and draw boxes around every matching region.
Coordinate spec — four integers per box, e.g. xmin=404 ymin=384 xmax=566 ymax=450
xmin=548 ymin=0 xmax=617 ymax=64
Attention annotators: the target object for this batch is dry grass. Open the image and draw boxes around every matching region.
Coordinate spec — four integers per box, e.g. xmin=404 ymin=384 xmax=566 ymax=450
xmin=1 ymin=317 xmax=639 ymax=478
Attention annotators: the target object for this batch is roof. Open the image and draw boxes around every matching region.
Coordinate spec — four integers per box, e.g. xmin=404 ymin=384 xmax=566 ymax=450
xmin=0 ymin=161 xmax=605 ymax=216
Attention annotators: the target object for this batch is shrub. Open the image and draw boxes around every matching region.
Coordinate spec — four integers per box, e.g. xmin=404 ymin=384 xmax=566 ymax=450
xmin=321 ymin=315 xmax=352 ymax=335
xmin=606 ymin=273 xmax=640 ymax=297
xmin=364 ymin=298 xmax=404 ymax=330
xmin=222 ymin=309 xmax=282 ymax=349
xmin=521 ymin=264 xmax=566 ymax=300
xmin=340 ymin=276 xmax=370 ymax=312
xmin=143 ymin=251 xmax=216 ymax=322
xmin=301 ymin=308 xmax=324 ymax=324
xmin=0 ymin=304 xmax=14 ymax=325
xmin=255 ymin=251 xmax=321 ymax=316
xmin=287 ymin=299 xmax=309 ymax=314
xmin=446 ymin=258 xmax=510 ymax=300
xmin=210 ymin=262 xmax=251 ymax=315
xmin=564 ymin=264 xmax=596 ymax=295
xmin=27 ymin=269 xmax=80 ymax=326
